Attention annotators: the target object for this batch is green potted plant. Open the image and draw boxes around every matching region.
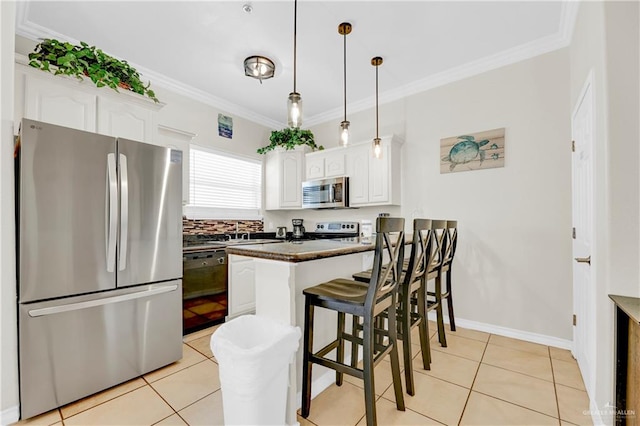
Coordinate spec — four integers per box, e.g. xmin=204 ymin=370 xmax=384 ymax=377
xmin=257 ymin=128 xmax=323 ymax=154
xmin=28 ymin=38 xmax=159 ymax=103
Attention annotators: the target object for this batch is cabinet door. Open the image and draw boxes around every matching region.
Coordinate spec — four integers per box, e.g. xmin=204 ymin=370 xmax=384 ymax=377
xmin=97 ymin=97 xmax=154 ymax=143
xmin=305 ymin=156 xmax=324 ymax=180
xmin=369 ymin=143 xmax=390 ymax=204
xmin=24 ymin=75 xmax=97 ymax=132
xmin=229 ymin=257 xmax=256 ymax=317
xmin=346 ymin=144 xmax=369 ymax=205
xmin=324 ymin=152 xmax=345 ymax=177
xmin=157 ymin=126 xmax=196 ymax=205
xmin=280 ymin=151 xmax=303 ymax=207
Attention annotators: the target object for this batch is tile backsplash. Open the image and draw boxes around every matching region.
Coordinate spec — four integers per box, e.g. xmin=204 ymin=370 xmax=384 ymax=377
xmin=182 ymin=219 xmax=264 ymax=235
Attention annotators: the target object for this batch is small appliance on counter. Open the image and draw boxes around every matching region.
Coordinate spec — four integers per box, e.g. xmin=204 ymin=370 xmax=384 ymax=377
xmin=292 ymin=219 xmax=305 ymax=239
xmin=276 ymin=226 xmax=287 ymax=239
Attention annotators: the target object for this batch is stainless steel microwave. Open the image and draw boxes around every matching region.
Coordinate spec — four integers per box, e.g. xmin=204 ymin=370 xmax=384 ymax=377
xmin=302 ymin=176 xmax=349 ymax=209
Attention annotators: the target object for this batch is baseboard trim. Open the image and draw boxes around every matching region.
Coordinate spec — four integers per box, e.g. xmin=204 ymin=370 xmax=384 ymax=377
xmin=426 ymin=312 xmax=573 ymax=350
xmin=1 ymin=405 xmax=19 ymax=425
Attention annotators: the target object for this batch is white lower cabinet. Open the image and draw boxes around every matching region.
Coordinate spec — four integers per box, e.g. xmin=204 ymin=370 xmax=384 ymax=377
xmin=227 ymin=255 xmax=256 ymax=319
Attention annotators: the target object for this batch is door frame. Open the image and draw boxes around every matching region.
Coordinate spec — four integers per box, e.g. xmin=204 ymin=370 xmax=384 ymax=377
xmin=571 ymin=69 xmax=597 ymax=395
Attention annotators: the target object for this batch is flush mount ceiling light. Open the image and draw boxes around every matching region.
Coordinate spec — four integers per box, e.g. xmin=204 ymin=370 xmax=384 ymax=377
xmin=244 ymin=56 xmax=275 ymax=84
xmin=287 ymin=0 xmax=302 ymax=128
xmin=372 ymin=56 xmax=383 ymax=159
xmin=338 ymin=22 xmax=352 ymax=147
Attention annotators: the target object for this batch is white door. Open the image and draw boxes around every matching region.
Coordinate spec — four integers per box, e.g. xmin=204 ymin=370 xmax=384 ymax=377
xmin=571 ymin=72 xmax=595 ymax=394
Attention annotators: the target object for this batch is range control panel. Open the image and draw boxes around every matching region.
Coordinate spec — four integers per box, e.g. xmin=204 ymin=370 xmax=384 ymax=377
xmin=315 ymin=221 xmax=359 ymax=233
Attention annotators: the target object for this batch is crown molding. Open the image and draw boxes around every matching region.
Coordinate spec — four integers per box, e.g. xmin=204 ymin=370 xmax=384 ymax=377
xmin=14 ymin=2 xmax=285 ymax=130
xmin=305 ymin=28 xmax=571 ymax=127
xmin=558 ymin=0 xmax=581 ymax=46
xmin=16 ymin=1 xmax=578 ymax=131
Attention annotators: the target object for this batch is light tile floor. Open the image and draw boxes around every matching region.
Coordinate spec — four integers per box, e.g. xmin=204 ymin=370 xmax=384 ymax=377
xmin=12 ymin=322 xmax=593 ymax=426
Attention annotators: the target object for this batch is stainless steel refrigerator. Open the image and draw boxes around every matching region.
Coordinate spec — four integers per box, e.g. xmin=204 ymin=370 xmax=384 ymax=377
xmin=16 ymin=118 xmax=183 ymax=419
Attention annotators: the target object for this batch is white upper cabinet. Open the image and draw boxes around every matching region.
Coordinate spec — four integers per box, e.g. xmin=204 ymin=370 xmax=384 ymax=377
xmin=157 ymin=125 xmax=196 ymax=205
xmin=23 ymin=74 xmax=97 ymax=132
xmin=97 ymin=96 xmax=155 ymax=143
xmin=305 ymin=155 xmax=324 ymax=180
xmin=342 ymin=135 xmax=403 ymax=206
xmin=305 ymin=150 xmax=345 ymax=180
xmin=345 ymin=144 xmax=370 ymax=205
xmin=16 ymin=62 xmax=163 ymax=143
xmin=264 ymin=146 xmax=308 ymax=210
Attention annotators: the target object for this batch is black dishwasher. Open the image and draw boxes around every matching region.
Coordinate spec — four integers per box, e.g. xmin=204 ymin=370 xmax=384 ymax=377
xmin=183 ymin=249 xmax=228 ymax=334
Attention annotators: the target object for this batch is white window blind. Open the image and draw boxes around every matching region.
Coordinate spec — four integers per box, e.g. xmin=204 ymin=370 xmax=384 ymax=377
xmin=186 ymin=145 xmax=262 ymax=220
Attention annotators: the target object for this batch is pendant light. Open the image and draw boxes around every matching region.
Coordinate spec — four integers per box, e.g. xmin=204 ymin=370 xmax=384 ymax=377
xmin=372 ymin=56 xmax=383 ymax=159
xmin=338 ymin=22 xmax=352 ymax=147
xmin=287 ymin=0 xmax=303 ymax=128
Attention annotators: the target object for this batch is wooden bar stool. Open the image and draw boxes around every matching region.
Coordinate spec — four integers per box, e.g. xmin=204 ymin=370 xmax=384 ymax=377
xmin=352 ymin=219 xmax=442 ymax=394
xmin=301 ymin=217 xmax=406 ymax=426
xmin=441 ymin=220 xmax=458 ymax=331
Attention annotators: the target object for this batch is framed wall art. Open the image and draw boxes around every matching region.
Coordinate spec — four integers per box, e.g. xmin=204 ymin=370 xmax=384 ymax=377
xmin=440 ymin=127 xmax=505 ymax=173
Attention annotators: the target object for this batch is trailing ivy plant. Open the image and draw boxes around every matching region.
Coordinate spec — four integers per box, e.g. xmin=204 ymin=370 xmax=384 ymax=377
xmin=257 ymin=128 xmax=323 ymax=154
xmin=28 ymin=38 xmax=159 ymax=102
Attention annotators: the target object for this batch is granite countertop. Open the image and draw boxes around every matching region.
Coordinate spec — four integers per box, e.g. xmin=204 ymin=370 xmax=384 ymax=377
xmin=609 ymin=294 xmax=640 ymax=324
xmin=225 ymin=238 xmax=376 ymax=263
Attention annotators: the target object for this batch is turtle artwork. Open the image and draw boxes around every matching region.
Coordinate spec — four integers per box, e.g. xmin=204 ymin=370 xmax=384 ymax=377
xmin=441 ymin=135 xmax=490 ymax=171
xmin=439 ymin=128 xmax=505 ymax=173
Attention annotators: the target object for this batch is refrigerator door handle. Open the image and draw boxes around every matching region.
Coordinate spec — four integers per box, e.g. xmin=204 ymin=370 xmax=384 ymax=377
xmin=27 ymin=284 xmax=178 ymax=317
xmin=119 ymin=153 xmax=129 ymax=271
xmin=106 ymin=153 xmax=118 ymax=272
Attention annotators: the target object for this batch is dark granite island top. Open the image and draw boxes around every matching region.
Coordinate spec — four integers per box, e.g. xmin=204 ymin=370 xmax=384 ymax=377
xmin=225 ymin=238 xmax=376 ymax=262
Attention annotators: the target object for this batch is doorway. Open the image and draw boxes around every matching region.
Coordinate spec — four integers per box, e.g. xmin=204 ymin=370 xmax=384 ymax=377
xmin=571 ymin=71 xmax=596 ymax=394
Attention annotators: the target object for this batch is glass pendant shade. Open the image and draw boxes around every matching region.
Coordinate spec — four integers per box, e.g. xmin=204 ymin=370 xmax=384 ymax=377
xmin=340 ymin=121 xmax=350 ymax=147
xmin=373 ymin=137 xmax=382 ymax=159
xmin=287 ymin=92 xmax=303 ymax=128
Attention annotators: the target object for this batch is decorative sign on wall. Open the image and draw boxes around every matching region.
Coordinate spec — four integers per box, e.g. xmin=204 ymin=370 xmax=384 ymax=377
xmin=440 ymin=127 xmax=505 ymax=173
xmin=218 ymin=114 xmax=233 ymax=139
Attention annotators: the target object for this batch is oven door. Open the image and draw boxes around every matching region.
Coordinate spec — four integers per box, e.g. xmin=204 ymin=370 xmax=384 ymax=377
xmin=183 ymin=250 xmax=228 ymax=334
xmin=183 ymin=250 xmax=227 ymax=299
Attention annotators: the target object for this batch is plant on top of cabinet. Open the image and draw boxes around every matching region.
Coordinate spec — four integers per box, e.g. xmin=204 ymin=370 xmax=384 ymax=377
xmin=28 ymin=38 xmax=159 ymax=103
xmin=257 ymin=127 xmax=323 ymax=154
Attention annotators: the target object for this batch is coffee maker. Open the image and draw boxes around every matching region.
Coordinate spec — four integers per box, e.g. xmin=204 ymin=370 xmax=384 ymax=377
xmin=292 ymin=218 xmax=305 ymax=239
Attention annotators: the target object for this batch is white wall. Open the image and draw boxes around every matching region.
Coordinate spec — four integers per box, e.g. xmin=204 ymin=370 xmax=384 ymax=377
xmin=0 ymin=2 xmax=18 ymax=423
xmin=305 ymin=50 xmax=574 ymax=341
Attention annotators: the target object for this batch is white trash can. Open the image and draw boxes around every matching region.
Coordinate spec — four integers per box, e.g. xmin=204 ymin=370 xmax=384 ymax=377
xmin=211 ymin=314 xmax=301 ymax=426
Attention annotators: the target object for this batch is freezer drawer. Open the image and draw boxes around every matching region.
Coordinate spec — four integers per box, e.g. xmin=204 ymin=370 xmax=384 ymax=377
xmin=18 ymin=281 xmax=182 ymax=420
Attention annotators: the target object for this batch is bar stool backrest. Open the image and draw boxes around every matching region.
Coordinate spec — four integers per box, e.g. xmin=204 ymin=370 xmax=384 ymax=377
xmin=366 ymin=217 xmax=405 ymax=310
xmin=404 ymin=219 xmax=435 ymax=285
xmin=429 ymin=220 xmax=448 ymax=273
xmin=442 ymin=220 xmax=458 ymax=268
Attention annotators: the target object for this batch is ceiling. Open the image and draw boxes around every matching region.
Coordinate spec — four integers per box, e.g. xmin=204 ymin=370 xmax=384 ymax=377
xmin=15 ymin=1 xmax=577 ymax=129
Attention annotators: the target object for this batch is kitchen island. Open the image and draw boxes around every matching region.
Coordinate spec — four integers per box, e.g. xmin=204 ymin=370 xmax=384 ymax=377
xmin=226 ymin=238 xmax=376 ymax=426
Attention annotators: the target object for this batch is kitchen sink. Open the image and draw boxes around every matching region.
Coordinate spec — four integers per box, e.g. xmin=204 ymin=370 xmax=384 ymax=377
xmin=223 ymin=238 xmax=281 ymax=246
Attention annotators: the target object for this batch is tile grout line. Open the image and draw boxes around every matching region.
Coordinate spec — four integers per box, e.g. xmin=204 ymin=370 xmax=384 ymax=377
xmin=456 ymin=333 xmax=490 ymax=425
xmin=549 ymin=345 xmax=563 ymax=425
xmin=57 ymin=379 xmax=148 ymax=422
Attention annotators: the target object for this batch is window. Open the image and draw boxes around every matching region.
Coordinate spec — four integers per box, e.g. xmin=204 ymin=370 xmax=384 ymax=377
xmin=185 ymin=145 xmax=262 ymax=220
